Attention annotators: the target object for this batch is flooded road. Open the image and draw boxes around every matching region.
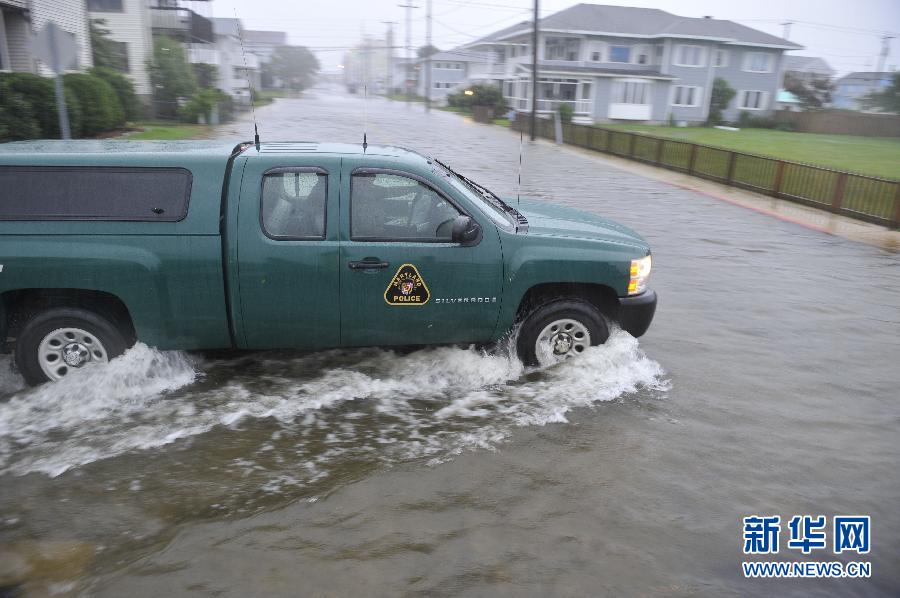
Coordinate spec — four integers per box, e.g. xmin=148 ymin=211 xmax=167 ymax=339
xmin=2 ymin=88 xmax=899 ymax=596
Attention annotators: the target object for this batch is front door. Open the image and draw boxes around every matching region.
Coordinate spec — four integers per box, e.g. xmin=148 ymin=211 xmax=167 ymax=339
xmin=339 ymin=161 xmax=503 ymax=347
xmin=236 ymin=156 xmax=341 ymax=349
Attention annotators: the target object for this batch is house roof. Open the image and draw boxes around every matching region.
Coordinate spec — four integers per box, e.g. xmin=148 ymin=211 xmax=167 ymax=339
xmin=481 ymin=4 xmax=802 ymax=49
xmin=211 ymin=17 xmax=240 ymax=37
xmin=836 ymin=71 xmax=894 ymax=83
xmin=418 ymin=50 xmax=494 ymax=63
xmin=463 ymin=21 xmax=532 ymax=47
xmin=243 ymin=30 xmax=287 ymax=45
xmin=783 ymin=55 xmax=835 ymax=75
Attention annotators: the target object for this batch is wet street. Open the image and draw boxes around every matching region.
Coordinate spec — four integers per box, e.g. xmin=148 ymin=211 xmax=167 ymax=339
xmin=1 ymin=87 xmax=899 ymax=596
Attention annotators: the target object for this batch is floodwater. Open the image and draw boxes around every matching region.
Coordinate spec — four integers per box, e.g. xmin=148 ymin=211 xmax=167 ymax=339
xmin=1 ymin=87 xmax=898 ymax=596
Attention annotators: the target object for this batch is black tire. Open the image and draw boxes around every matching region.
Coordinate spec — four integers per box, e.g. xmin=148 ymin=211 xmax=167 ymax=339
xmin=14 ymin=308 xmax=131 ymax=386
xmin=516 ymin=299 xmax=609 ymax=367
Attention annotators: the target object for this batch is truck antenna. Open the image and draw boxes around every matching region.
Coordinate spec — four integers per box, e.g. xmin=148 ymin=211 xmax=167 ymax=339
xmin=234 ymin=11 xmax=260 ymax=151
xmin=516 ymin=126 xmax=524 ymax=206
xmin=363 ymin=84 xmax=368 ymax=152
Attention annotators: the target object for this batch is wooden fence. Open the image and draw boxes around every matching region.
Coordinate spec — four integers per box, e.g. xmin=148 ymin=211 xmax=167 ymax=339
xmin=513 ymin=118 xmax=900 ymax=229
xmin=775 ymin=110 xmax=900 ymax=138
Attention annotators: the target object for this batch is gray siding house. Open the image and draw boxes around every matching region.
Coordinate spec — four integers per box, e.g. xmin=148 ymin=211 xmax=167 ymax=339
xmin=459 ymin=4 xmax=801 ymax=124
xmin=415 ymin=50 xmax=494 ymax=102
xmin=832 ymin=72 xmax=894 ymax=111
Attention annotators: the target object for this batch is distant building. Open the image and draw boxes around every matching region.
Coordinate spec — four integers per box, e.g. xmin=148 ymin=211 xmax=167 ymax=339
xmin=242 ymin=28 xmax=286 ymax=64
xmin=87 ymin=0 xmax=154 ymax=102
xmin=775 ymin=89 xmax=802 ymax=112
xmin=456 ymin=4 xmax=802 ymax=124
xmin=0 ymin=0 xmax=92 ymax=74
xmin=188 ymin=17 xmax=260 ymax=106
xmin=832 ymin=71 xmax=894 ymax=111
xmin=343 ymin=36 xmax=390 ymax=93
xmin=415 ymin=50 xmax=496 ymax=103
xmin=782 ymin=55 xmax=835 ymax=85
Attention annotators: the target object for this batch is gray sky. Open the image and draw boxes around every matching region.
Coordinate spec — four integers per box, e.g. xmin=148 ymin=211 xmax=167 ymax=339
xmin=199 ymin=0 xmax=900 ymax=76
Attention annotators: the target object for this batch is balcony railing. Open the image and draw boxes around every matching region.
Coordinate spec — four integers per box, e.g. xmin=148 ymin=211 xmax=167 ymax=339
xmin=507 ymin=98 xmax=592 ymax=114
xmin=151 ymin=7 xmax=213 ymax=43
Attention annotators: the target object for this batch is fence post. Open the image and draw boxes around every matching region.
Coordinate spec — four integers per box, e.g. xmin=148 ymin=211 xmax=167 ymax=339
xmin=893 ymin=183 xmax=900 ymax=229
xmin=629 ymin=133 xmax=637 ymax=158
xmin=605 ymin=129 xmax=611 ymax=152
xmin=726 ymin=151 xmax=737 ymax=184
xmin=831 ymin=173 xmax=847 ymax=213
xmin=687 ymin=144 xmax=697 ymax=175
xmin=772 ymin=160 xmax=785 ymax=198
xmin=655 ymin=138 xmax=664 ymax=165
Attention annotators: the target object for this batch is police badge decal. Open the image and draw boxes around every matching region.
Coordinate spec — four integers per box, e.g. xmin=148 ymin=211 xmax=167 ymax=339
xmin=384 ymin=264 xmax=430 ymax=306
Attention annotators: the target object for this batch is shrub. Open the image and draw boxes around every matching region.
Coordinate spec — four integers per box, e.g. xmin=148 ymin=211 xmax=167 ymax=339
xmin=0 ymin=72 xmax=83 ymax=138
xmin=708 ymin=77 xmax=736 ymax=126
xmin=0 ymin=78 xmax=40 ymax=141
xmin=447 ymin=84 xmax=504 ymax=112
xmin=63 ymin=73 xmax=125 ymax=135
xmin=558 ymin=102 xmax=573 ymax=124
xmin=737 ymin=111 xmax=776 ymax=129
xmin=90 ymin=66 xmax=141 ymax=121
xmin=178 ymin=88 xmax=230 ymax=123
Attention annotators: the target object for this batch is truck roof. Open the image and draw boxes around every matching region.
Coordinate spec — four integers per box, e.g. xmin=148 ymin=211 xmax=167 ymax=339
xmin=0 ymin=139 xmax=426 ymax=163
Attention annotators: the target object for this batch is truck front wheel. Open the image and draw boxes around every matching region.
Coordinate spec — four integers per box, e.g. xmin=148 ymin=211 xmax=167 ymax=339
xmin=516 ymin=300 xmax=609 ymax=367
xmin=14 ymin=308 xmax=130 ymax=386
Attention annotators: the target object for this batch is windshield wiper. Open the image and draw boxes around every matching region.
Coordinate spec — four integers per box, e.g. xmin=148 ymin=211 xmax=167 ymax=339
xmin=433 ymin=158 xmax=527 ymax=231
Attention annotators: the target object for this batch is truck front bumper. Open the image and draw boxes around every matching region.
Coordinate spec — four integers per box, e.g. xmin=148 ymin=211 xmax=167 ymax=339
xmin=617 ymin=289 xmax=657 ymax=338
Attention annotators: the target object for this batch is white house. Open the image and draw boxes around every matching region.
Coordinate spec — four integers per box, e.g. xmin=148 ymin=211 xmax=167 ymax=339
xmin=0 ymin=0 xmax=92 ymax=75
xmin=87 ymin=0 xmax=153 ymax=102
xmin=188 ymin=17 xmax=260 ymax=106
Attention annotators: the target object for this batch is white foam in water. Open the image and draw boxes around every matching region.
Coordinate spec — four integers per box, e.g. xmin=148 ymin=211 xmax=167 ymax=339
xmin=0 ymin=330 xmax=667 ymax=478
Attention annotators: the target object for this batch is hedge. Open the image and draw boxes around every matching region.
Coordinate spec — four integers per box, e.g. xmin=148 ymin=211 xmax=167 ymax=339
xmin=90 ymin=66 xmax=141 ymax=121
xmin=0 ymin=72 xmax=84 ymax=138
xmin=62 ymin=73 xmax=125 ymax=136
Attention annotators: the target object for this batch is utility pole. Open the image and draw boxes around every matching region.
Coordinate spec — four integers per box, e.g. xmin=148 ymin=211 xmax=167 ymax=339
xmin=780 ymin=21 xmax=793 ymax=40
xmin=530 ymin=0 xmax=539 ymax=140
xmin=382 ymin=21 xmax=397 ymax=96
xmin=425 ymin=0 xmax=432 ymax=112
xmin=876 ymin=33 xmax=894 ymax=74
xmin=398 ymin=2 xmax=419 ymax=106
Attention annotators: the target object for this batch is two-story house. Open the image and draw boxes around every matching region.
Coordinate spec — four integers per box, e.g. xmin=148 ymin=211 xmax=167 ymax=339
xmin=415 ymin=49 xmax=495 ymax=101
xmin=0 ymin=0 xmax=92 ymax=75
xmin=458 ymin=4 xmax=801 ymax=124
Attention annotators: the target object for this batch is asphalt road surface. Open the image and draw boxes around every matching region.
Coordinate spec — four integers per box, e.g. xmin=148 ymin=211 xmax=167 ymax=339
xmin=1 ymin=86 xmax=898 ymax=596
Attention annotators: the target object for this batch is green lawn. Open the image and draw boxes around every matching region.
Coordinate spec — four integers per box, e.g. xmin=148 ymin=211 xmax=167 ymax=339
xmin=599 ymin=124 xmax=900 ymax=180
xmin=125 ymin=122 xmax=213 ymax=141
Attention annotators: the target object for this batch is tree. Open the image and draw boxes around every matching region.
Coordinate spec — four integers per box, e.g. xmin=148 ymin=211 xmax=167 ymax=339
xmin=861 ymin=73 xmax=900 ymax=114
xmin=417 ymin=44 xmax=440 ymax=59
xmin=707 ymin=77 xmax=736 ymax=125
xmin=784 ymin=73 xmax=833 ymax=109
xmin=266 ymin=46 xmax=319 ymax=92
xmin=148 ymin=35 xmax=197 ymax=117
xmin=90 ymin=19 xmax=128 ymax=72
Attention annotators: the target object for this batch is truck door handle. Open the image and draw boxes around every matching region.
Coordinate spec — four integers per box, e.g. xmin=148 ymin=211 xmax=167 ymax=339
xmin=348 ymin=258 xmax=389 ymax=270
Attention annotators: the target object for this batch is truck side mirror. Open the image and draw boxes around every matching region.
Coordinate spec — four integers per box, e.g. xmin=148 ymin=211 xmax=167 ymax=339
xmin=451 ymin=215 xmax=481 ymax=246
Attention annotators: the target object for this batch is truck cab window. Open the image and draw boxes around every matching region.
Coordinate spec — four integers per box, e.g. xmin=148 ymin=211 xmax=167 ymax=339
xmin=261 ymin=171 xmax=327 ymax=239
xmin=351 ymin=172 xmax=460 ymax=241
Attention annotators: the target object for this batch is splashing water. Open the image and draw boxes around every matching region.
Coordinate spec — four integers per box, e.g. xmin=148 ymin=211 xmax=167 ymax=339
xmin=0 ymin=331 xmax=667 ymax=481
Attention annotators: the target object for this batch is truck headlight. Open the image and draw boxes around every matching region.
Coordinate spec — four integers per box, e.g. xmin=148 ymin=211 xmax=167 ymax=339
xmin=628 ymin=254 xmax=652 ymax=295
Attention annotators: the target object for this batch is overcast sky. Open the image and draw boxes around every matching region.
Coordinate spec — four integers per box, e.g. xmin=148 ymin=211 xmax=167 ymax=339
xmin=199 ymin=0 xmax=900 ymax=76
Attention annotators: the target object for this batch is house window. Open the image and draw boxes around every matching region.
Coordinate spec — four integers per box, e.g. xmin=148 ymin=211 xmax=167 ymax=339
xmin=609 ymin=46 xmax=631 ymax=63
xmin=581 ymin=82 xmax=591 ymax=100
xmin=714 ymin=49 xmax=728 ymax=67
xmin=744 ymin=52 xmax=773 ymax=72
xmin=672 ymin=86 xmax=701 ymax=107
xmin=87 ymin=0 xmax=123 ymax=11
xmin=545 ymin=37 xmax=579 ymax=61
xmin=674 ymin=45 xmax=705 ymax=67
xmin=109 ymin=41 xmax=129 ymax=73
xmin=740 ymin=90 xmax=768 ymax=110
xmin=613 ymin=80 xmax=650 ymax=104
xmin=634 ymin=45 xmax=650 ymax=65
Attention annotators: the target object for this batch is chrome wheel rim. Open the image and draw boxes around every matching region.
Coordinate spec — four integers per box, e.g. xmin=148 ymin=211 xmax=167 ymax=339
xmin=37 ymin=327 xmax=108 ymax=381
xmin=534 ymin=318 xmax=591 ymax=367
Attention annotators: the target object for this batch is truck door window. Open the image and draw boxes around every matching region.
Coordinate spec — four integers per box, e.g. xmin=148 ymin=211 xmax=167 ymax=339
xmin=351 ymin=172 xmax=460 ymax=241
xmin=261 ymin=170 xmax=327 ymax=239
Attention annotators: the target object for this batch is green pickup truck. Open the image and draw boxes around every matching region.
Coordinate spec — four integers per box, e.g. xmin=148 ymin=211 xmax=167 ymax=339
xmin=0 ymin=140 xmax=656 ymax=385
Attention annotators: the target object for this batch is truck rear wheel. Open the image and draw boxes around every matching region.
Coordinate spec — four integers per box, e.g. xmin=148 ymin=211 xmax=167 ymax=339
xmin=14 ymin=308 xmax=130 ymax=386
xmin=516 ymin=300 xmax=609 ymax=367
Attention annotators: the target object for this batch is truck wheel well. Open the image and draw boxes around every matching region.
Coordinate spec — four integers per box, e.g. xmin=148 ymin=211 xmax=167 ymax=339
xmin=2 ymin=289 xmax=136 ymax=344
xmin=516 ymin=283 xmax=619 ymax=323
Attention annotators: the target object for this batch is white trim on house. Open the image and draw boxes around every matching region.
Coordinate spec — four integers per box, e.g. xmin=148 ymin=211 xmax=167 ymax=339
xmin=671 ymin=85 xmax=702 ymax=107
xmin=491 ymin=29 xmax=800 ymax=50
xmin=714 ymin=49 xmax=728 ymax=68
xmin=742 ymin=51 xmax=775 ymax=73
xmin=738 ymin=90 xmax=769 ymax=110
xmin=673 ymin=44 xmax=707 ymax=67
